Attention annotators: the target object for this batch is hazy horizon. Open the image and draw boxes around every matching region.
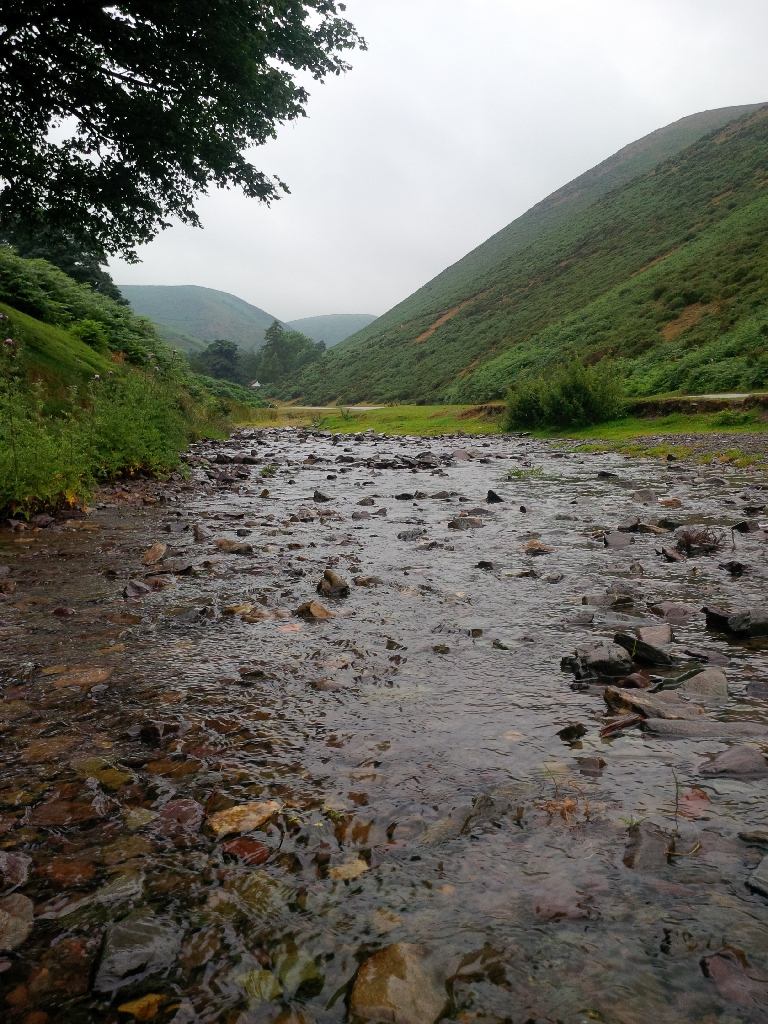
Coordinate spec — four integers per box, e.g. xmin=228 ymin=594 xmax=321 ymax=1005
xmin=110 ymin=0 xmax=768 ymax=321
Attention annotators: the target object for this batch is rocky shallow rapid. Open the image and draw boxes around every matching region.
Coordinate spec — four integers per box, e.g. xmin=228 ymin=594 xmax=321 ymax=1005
xmin=0 ymin=427 xmax=767 ymax=1024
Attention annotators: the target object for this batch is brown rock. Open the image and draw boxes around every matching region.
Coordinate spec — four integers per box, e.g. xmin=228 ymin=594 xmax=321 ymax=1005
xmin=51 ymin=667 xmax=113 ymax=690
xmin=317 ymin=569 xmax=350 ymax=598
xmin=27 ymin=799 xmax=101 ymax=827
xmin=221 ymin=837 xmax=271 ymax=864
xmin=295 ymin=601 xmax=334 ymax=620
xmin=141 ymin=542 xmax=167 ymax=565
xmin=216 ymin=538 xmax=253 ymax=554
xmin=350 ymin=943 xmax=448 ymax=1024
xmin=604 ymin=686 xmax=704 ymax=720
xmin=207 ymin=799 xmax=281 ymax=838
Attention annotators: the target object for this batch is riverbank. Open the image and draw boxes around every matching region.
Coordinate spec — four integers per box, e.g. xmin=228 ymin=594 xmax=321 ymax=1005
xmin=1 ymin=429 xmax=767 ymax=1021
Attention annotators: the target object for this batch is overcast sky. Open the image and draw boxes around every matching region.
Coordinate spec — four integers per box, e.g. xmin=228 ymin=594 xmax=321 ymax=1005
xmin=110 ymin=0 xmax=768 ymax=321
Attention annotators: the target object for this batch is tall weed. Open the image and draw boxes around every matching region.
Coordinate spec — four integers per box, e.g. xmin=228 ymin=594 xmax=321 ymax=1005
xmin=0 ymin=331 xmax=226 ymax=512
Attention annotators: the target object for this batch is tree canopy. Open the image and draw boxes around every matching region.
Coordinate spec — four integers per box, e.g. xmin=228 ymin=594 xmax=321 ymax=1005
xmin=0 ymin=2 xmax=364 ymax=259
xmin=188 ymin=322 xmax=324 ymax=385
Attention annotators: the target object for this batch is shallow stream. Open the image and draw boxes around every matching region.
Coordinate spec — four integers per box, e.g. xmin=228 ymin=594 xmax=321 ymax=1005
xmin=1 ymin=429 xmax=768 ymax=1024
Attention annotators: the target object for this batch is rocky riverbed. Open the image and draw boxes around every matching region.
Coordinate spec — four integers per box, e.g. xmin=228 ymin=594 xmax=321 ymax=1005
xmin=1 ymin=427 xmax=768 ymax=1024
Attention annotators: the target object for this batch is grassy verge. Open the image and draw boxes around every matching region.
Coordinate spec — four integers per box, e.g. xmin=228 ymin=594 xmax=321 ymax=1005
xmin=529 ymin=409 xmax=768 ymax=440
xmin=236 ymin=404 xmax=506 ymax=434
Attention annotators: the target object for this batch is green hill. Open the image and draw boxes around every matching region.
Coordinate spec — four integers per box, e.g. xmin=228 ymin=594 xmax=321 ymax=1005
xmin=287 ymin=102 xmax=768 ymax=403
xmin=118 ymin=284 xmax=283 ymax=352
xmin=286 ymin=313 xmax=377 ymax=347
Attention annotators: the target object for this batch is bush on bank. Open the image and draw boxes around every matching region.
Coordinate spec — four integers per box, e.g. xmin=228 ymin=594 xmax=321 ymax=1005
xmin=505 ymin=358 xmax=625 ymax=430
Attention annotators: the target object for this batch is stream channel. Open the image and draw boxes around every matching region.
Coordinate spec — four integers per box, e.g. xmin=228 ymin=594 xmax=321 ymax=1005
xmin=1 ymin=428 xmax=768 ymax=1024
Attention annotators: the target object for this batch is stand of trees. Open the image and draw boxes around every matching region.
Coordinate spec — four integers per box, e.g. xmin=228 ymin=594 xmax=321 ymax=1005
xmin=189 ymin=321 xmax=325 ymax=386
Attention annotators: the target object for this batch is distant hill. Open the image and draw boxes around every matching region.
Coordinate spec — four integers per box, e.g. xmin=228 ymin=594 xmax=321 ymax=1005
xmin=118 ymin=285 xmax=282 ymax=352
xmin=286 ymin=314 xmax=377 ymax=348
xmin=286 ymin=102 xmax=768 ymax=403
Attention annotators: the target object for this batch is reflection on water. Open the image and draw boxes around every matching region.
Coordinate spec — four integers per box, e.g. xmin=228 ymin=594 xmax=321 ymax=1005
xmin=1 ymin=429 xmax=768 ymax=1023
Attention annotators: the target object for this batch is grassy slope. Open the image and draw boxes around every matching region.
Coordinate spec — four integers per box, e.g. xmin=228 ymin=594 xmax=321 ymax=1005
xmin=1 ymin=301 xmax=114 ymax=389
xmin=292 ymin=103 xmax=768 ymax=404
xmin=286 ymin=314 xmax=378 ymax=348
xmin=119 ymin=284 xmax=283 ymax=351
xmin=153 ymin=322 xmax=207 ymax=355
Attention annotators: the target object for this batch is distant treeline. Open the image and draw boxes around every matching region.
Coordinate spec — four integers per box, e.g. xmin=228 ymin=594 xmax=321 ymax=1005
xmin=188 ymin=319 xmax=325 ymax=388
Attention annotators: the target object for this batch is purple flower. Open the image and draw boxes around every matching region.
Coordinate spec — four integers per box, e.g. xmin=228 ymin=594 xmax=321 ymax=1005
xmin=4 ymin=338 xmax=12 ymax=345
xmin=94 ymin=374 xmax=100 ymax=379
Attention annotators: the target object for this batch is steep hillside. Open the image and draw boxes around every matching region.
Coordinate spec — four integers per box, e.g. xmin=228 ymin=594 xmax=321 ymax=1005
xmin=119 ymin=285 xmax=282 ymax=351
xmin=290 ymin=103 xmax=768 ymax=403
xmin=286 ymin=313 xmax=377 ymax=347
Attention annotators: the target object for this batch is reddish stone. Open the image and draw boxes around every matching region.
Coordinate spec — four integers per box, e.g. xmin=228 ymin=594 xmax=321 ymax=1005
xmin=222 ymin=837 xmax=271 ymax=865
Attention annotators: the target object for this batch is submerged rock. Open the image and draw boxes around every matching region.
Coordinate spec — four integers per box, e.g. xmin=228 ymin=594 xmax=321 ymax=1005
xmin=604 ymin=532 xmax=633 ymax=549
xmin=295 ymin=600 xmax=334 ymax=619
xmin=216 ymin=538 xmax=253 ymax=554
xmin=350 ymin=943 xmax=448 ymax=1024
xmin=701 ymin=746 xmax=768 ymax=778
xmin=0 ymin=893 xmax=33 ymax=951
xmin=623 ymin=822 xmax=671 ymax=871
xmin=642 ymin=719 xmax=768 ymax=739
xmin=207 ymin=800 xmax=282 ymax=838
xmin=95 ymin=909 xmax=181 ymax=993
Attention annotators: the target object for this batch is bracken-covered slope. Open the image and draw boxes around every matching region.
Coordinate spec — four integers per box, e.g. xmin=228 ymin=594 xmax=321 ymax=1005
xmin=119 ymin=284 xmax=283 ymax=352
xmin=289 ymin=103 xmax=768 ymax=403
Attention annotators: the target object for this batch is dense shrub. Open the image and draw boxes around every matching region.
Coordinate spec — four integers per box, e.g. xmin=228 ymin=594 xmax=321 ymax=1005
xmin=0 ymin=368 xmax=196 ymax=511
xmin=505 ymin=359 xmax=625 ymax=429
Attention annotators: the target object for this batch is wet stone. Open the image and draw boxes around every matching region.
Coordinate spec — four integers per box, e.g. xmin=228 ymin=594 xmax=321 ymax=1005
xmin=623 ymin=822 xmax=671 ymax=871
xmin=604 ymin=685 xmax=704 ymax=719
xmin=349 ymin=943 xmax=448 ymax=1024
xmin=613 ymin=631 xmax=674 ymax=666
xmin=604 ymin=531 xmax=633 ymax=549
xmin=638 ymin=623 xmax=673 ymax=645
xmin=677 ymin=667 xmax=728 ymax=701
xmin=316 ymin=569 xmax=350 ymax=598
xmin=447 ymin=517 xmax=483 ymax=530
xmin=704 ymin=605 xmax=768 ymax=637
